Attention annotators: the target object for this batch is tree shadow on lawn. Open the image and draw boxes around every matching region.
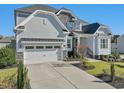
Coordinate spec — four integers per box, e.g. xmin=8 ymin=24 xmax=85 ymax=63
xmin=0 ymin=64 xmax=18 ymax=70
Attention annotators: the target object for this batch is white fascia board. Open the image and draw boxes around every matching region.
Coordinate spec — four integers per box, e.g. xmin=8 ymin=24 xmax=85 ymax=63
xmin=14 ymin=10 xmax=69 ymax=33
xmin=14 ymin=10 xmax=38 ymax=30
xmin=73 ymin=32 xmax=94 ymax=37
xmin=94 ymin=25 xmax=112 ymax=35
xmin=93 ymin=26 xmax=101 ymax=35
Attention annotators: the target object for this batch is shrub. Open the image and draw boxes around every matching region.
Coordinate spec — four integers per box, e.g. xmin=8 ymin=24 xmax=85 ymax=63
xmin=79 ymin=54 xmax=87 ymax=66
xmin=112 ymin=52 xmax=120 ymax=59
xmin=17 ymin=61 xmax=30 ymax=89
xmin=0 ymin=47 xmax=16 ymax=68
xmin=102 ymin=69 xmax=109 ymax=75
xmin=110 ymin=63 xmax=115 ymax=81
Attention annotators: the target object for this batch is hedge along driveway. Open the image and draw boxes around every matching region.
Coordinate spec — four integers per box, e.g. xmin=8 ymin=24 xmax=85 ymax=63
xmin=86 ymin=62 xmax=124 ymax=78
xmin=0 ymin=47 xmax=16 ymax=68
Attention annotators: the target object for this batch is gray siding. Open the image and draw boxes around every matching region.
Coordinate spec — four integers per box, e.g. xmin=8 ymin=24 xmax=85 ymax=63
xmin=58 ymin=13 xmax=72 ymax=26
xmin=117 ymin=35 xmax=124 ymax=53
xmin=16 ymin=13 xmax=30 ymax=25
xmin=16 ymin=13 xmax=66 ymax=52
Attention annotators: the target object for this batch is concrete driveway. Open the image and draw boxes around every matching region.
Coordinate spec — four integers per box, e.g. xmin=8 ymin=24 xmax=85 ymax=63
xmin=26 ymin=62 xmax=114 ymax=89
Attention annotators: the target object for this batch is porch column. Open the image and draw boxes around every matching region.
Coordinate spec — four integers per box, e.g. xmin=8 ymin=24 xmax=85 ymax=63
xmin=77 ymin=36 xmax=80 ymax=46
xmin=77 ymin=36 xmax=80 ymax=53
xmin=93 ymin=36 xmax=96 ymax=58
xmin=77 ymin=36 xmax=80 ymax=50
xmin=108 ymin=37 xmax=111 ymax=54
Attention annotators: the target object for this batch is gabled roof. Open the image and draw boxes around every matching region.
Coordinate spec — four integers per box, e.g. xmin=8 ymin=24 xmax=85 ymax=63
xmin=82 ymin=23 xmax=101 ymax=34
xmin=56 ymin=7 xmax=77 ymax=18
xmin=15 ymin=4 xmax=58 ymax=13
xmin=78 ymin=19 xmax=89 ymax=25
xmin=14 ymin=10 xmax=69 ymax=33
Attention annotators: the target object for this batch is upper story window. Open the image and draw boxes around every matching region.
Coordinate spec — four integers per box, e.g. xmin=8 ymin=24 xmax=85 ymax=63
xmin=100 ymin=39 xmax=108 ymax=49
xmin=66 ymin=21 xmax=75 ymax=30
xmin=67 ymin=39 xmax=71 ymax=48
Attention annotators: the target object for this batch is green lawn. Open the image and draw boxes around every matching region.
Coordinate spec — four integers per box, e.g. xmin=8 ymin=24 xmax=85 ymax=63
xmin=0 ymin=67 xmax=17 ymax=88
xmin=86 ymin=62 xmax=124 ymax=78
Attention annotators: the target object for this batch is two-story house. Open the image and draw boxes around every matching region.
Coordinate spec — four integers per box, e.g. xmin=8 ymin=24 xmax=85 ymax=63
xmin=14 ymin=5 xmax=112 ymax=64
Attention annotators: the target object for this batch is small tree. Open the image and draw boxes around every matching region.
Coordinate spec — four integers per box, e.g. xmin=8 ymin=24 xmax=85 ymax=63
xmin=110 ymin=63 xmax=115 ymax=81
xmin=17 ymin=61 xmax=29 ymax=89
xmin=17 ymin=61 xmax=24 ymax=89
xmin=79 ymin=54 xmax=87 ymax=66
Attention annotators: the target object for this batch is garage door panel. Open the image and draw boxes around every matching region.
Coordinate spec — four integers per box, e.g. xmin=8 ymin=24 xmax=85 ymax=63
xmin=24 ymin=50 xmax=59 ymax=64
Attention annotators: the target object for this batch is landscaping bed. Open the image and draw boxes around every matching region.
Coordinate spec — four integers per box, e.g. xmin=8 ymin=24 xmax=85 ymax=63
xmin=73 ymin=62 xmax=124 ymax=89
xmin=73 ymin=63 xmax=95 ymax=70
xmin=96 ymin=74 xmax=124 ymax=89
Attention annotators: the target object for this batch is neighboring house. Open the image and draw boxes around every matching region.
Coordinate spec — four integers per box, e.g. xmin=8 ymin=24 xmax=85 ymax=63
xmin=14 ymin=5 xmax=112 ymax=64
xmin=0 ymin=37 xmax=15 ymax=48
xmin=117 ymin=34 xmax=124 ymax=53
xmin=111 ymin=35 xmax=120 ymax=53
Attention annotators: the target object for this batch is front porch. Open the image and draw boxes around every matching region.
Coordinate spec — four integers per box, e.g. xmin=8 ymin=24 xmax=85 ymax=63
xmin=74 ymin=32 xmax=95 ymax=58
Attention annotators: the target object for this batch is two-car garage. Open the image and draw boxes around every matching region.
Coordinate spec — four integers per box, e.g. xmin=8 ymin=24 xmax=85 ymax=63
xmin=23 ymin=44 xmax=63 ymax=64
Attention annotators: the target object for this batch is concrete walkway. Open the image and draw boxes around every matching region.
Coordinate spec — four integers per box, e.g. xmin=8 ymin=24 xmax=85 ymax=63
xmin=26 ymin=62 xmax=114 ymax=89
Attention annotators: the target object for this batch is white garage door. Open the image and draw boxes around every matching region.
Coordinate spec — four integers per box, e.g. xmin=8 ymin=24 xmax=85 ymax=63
xmin=24 ymin=45 xmax=62 ymax=64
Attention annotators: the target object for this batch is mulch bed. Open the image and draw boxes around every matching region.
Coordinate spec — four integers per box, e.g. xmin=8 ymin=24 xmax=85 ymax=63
xmin=72 ymin=63 xmax=95 ymax=71
xmin=73 ymin=63 xmax=124 ymax=89
xmin=96 ymin=74 xmax=124 ymax=89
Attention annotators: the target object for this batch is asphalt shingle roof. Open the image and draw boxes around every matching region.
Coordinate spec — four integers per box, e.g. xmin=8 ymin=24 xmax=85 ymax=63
xmin=82 ymin=23 xmax=101 ymax=34
xmin=15 ymin=4 xmax=58 ymax=13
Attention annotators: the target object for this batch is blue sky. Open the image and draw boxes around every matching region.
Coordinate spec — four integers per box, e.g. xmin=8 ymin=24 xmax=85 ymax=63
xmin=0 ymin=4 xmax=124 ymax=36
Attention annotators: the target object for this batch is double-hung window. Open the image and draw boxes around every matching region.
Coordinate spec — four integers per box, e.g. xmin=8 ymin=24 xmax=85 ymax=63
xmin=100 ymin=39 xmax=108 ymax=49
xmin=67 ymin=39 xmax=71 ymax=48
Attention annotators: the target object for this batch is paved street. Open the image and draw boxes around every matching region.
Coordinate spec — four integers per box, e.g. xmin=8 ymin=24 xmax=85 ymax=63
xmin=26 ymin=62 xmax=114 ymax=89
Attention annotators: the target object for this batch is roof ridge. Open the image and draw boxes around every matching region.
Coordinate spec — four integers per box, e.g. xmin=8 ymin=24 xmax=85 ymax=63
xmin=15 ymin=4 xmax=58 ymax=13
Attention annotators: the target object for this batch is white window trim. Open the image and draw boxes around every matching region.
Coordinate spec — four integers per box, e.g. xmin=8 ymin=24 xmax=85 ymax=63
xmin=67 ymin=37 xmax=72 ymax=51
xmin=100 ymin=39 xmax=108 ymax=49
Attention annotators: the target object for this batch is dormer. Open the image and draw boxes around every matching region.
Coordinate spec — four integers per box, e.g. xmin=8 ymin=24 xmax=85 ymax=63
xmin=56 ymin=8 xmax=77 ymax=31
xmin=75 ymin=19 xmax=88 ymax=31
xmin=56 ymin=8 xmax=77 ymax=19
